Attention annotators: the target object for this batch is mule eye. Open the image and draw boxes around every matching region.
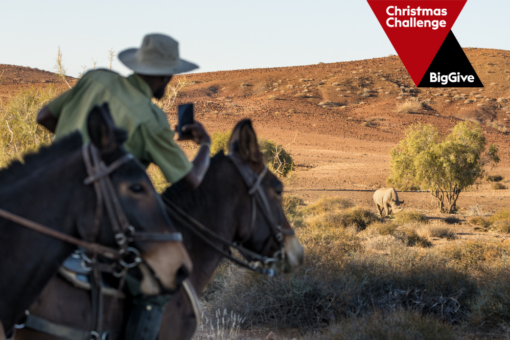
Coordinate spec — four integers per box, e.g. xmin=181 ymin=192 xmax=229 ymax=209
xmin=129 ymin=184 xmax=145 ymax=193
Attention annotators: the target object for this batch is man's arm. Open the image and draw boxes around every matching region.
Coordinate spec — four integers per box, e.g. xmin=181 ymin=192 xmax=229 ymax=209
xmin=36 ymin=105 xmax=58 ymax=133
xmin=178 ymin=122 xmax=211 ymax=190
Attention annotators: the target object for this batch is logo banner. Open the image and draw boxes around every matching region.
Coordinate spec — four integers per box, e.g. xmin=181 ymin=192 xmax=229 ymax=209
xmin=367 ymin=0 xmax=483 ymax=87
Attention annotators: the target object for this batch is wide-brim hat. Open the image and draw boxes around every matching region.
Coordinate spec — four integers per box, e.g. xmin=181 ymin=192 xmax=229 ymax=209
xmin=118 ymin=33 xmax=198 ymax=76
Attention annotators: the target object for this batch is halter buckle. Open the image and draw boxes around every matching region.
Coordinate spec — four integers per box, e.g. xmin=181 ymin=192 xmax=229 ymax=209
xmin=276 ymin=232 xmax=283 ymax=242
xmin=119 ymin=247 xmax=142 ymax=268
xmin=114 ymin=233 xmax=127 ymax=246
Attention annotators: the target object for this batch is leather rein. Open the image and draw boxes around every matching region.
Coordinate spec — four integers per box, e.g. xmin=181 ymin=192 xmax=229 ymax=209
xmin=0 ymin=143 xmax=183 ymax=274
xmin=163 ymin=154 xmax=294 ymax=277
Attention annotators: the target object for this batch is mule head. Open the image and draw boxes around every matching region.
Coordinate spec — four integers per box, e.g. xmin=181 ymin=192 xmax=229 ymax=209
xmin=228 ymin=119 xmax=304 ymax=274
xmin=84 ymin=104 xmax=192 ymax=294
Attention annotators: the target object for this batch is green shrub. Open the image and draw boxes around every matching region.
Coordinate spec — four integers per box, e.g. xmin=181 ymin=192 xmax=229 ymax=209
xmin=394 ymin=211 xmax=428 ymax=225
xmin=302 ymin=197 xmax=353 ymax=216
xmin=210 ymin=131 xmax=294 ymax=177
xmin=146 ymin=164 xmax=169 ymax=193
xmin=387 ymin=122 xmax=500 ymax=213
xmin=0 ymin=87 xmax=58 ymax=167
xmin=209 ymin=131 xmax=231 ymax=156
xmin=259 ymin=138 xmax=294 ymax=177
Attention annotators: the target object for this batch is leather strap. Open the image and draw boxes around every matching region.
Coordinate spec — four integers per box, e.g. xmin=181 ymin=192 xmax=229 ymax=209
xmin=24 ymin=315 xmax=119 ymax=340
xmin=0 ymin=208 xmax=121 ymax=260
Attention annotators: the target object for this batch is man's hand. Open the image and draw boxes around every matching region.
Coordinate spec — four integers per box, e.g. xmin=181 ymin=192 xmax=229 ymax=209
xmin=175 ymin=121 xmax=211 ymax=145
xmin=176 ymin=120 xmax=211 ymax=190
xmin=36 ymin=105 xmax=58 ymax=133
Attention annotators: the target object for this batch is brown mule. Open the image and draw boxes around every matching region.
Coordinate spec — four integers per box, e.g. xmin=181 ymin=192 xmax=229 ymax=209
xmin=1 ymin=105 xmax=190 ymax=338
xmin=15 ymin=119 xmax=304 ymax=340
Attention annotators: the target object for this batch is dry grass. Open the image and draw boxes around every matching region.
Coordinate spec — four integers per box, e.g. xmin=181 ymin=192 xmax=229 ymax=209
xmin=0 ymin=87 xmax=58 ymax=168
xmin=487 ymin=121 xmax=509 ymax=133
xmin=308 ymin=207 xmax=378 ymax=231
xmin=283 ymin=195 xmax=305 ymax=228
xmin=486 ymin=175 xmax=504 ymax=182
xmin=317 ymin=310 xmax=460 ymax=340
xmin=397 ymin=98 xmax=423 ymax=114
xmin=491 ymin=182 xmax=507 ymax=190
xmin=490 ymin=219 xmax=510 ymax=233
xmin=364 ymin=234 xmax=405 ymax=251
xmin=204 ymin=202 xmax=510 ymax=335
xmin=194 ymin=309 xmax=245 ymax=340
xmin=469 ymin=216 xmax=491 ymax=228
xmin=417 ymin=223 xmax=457 ymax=240
xmin=370 ymin=221 xmax=398 ymax=235
xmin=394 ymin=210 xmax=428 ymax=225
xmin=392 ymin=228 xmax=432 ymax=247
xmin=301 ymin=197 xmax=353 ymax=215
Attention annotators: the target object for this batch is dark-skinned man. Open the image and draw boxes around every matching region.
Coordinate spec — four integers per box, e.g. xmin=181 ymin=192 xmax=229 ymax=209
xmin=37 ymin=33 xmax=209 ymax=340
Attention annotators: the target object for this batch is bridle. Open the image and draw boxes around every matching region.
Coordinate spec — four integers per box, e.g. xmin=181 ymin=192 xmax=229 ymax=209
xmin=80 ymin=143 xmax=183 ymax=275
xmin=0 ymin=143 xmax=185 ymax=340
xmin=163 ymin=154 xmax=294 ymax=277
xmin=0 ymin=143 xmax=183 ymax=275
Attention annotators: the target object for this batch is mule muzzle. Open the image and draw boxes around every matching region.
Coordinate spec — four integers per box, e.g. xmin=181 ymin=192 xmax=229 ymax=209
xmin=139 ymin=241 xmax=192 ymax=295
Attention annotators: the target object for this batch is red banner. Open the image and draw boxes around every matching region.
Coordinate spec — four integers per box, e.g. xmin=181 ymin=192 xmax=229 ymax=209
xmin=367 ymin=1 xmax=467 ymax=85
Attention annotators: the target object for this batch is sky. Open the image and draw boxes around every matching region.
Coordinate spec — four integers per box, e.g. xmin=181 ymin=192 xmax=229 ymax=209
xmin=1 ymin=0 xmax=509 ymax=77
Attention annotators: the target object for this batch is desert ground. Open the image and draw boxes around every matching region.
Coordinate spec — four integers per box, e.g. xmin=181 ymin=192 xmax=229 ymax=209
xmin=1 ymin=48 xmax=510 ymax=339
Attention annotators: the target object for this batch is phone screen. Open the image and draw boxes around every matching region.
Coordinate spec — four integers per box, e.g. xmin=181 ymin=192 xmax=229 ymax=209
xmin=177 ymin=103 xmax=194 ymax=138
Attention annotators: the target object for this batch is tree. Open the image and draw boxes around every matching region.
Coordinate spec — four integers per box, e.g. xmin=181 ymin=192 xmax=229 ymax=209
xmin=387 ymin=122 xmax=499 ymax=213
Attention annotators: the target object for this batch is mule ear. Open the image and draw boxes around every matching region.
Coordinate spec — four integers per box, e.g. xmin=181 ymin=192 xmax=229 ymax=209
xmin=228 ymin=119 xmax=263 ymax=164
xmin=87 ymin=103 xmax=123 ymax=153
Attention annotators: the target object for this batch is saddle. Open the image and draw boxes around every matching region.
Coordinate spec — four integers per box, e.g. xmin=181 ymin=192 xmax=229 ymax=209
xmin=59 ymin=254 xmax=125 ymax=298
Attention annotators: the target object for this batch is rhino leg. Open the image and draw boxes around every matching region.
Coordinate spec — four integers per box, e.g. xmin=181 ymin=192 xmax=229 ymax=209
xmin=384 ymin=204 xmax=391 ymax=217
xmin=375 ymin=203 xmax=383 ymax=216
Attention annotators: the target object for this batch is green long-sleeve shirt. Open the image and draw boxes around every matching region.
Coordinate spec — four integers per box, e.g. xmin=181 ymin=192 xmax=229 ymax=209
xmin=49 ymin=69 xmax=192 ymax=184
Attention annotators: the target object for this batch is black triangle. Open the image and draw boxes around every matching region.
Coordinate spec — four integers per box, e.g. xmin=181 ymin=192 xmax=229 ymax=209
xmin=419 ymin=31 xmax=483 ymax=88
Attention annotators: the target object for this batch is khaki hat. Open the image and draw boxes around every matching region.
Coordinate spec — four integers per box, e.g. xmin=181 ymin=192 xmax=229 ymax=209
xmin=118 ymin=33 xmax=198 ymax=75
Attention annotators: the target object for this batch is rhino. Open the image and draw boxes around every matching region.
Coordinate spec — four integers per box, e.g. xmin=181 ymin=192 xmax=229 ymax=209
xmin=373 ymin=188 xmax=404 ymax=217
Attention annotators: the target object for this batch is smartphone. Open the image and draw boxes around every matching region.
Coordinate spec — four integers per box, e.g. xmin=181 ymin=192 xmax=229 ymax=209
xmin=177 ymin=103 xmax=194 ymax=139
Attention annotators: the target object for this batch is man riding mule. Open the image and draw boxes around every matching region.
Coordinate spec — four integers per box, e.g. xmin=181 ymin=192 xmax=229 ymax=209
xmin=0 ymin=106 xmax=191 ymax=339
xmin=17 ymin=119 xmax=305 ymax=340
xmin=35 ymin=33 xmax=210 ymax=340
